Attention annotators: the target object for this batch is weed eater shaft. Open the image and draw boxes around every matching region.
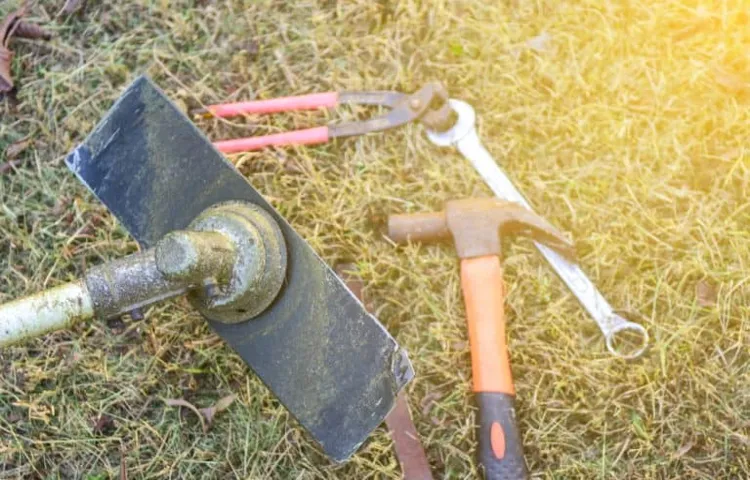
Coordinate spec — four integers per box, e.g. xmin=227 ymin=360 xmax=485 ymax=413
xmin=0 ymin=230 xmax=237 ymax=347
xmin=0 ymin=281 xmax=95 ymax=346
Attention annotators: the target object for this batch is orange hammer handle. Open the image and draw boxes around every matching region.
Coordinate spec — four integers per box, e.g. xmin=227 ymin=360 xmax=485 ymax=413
xmin=460 ymin=256 xmax=513 ymax=394
xmin=460 ymin=256 xmax=528 ymax=479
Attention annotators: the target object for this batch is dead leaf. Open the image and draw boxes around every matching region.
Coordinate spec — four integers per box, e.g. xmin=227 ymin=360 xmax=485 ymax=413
xmin=282 ymin=158 xmax=304 ymax=174
xmin=720 ymin=148 xmax=743 ymax=162
xmin=669 ymin=14 xmax=717 ymax=43
xmin=62 ymin=0 xmax=80 ymax=13
xmin=713 ymin=67 xmax=750 ymax=93
xmin=0 ymin=7 xmax=52 ymax=93
xmin=106 ymin=316 xmax=127 ymax=333
xmin=13 ymin=401 xmax=53 ymax=423
xmin=164 ymin=398 xmax=207 ymax=433
xmin=696 ymin=279 xmax=717 ymax=307
xmin=199 ymin=394 xmax=238 ymax=426
xmin=451 ymin=341 xmax=468 ymax=351
xmin=173 ymin=98 xmax=188 ymax=115
xmin=335 ymin=263 xmax=363 ymax=295
xmin=61 ymin=0 xmax=88 ymax=15
xmin=732 ymin=432 xmax=750 ymax=446
xmin=92 ymin=414 xmax=115 ymax=435
xmin=0 ymin=8 xmax=25 ymax=47
xmin=51 ymin=197 xmax=71 ymax=216
xmin=64 ymin=351 xmax=83 ymax=369
xmin=164 ymin=395 xmax=238 ymax=432
xmin=0 ymin=159 xmax=22 ymax=175
xmin=420 ymin=391 xmax=443 ymax=416
xmin=13 ymin=22 xmax=52 ymax=41
xmin=245 ymin=38 xmax=259 ymax=60
xmin=0 ymin=14 xmax=20 ymax=92
xmin=4 ymin=137 xmax=31 ymax=160
xmin=7 ymin=411 xmax=22 ymax=423
xmin=673 ymin=439 xmax=694 ymax=458
xmin=120 ymin=444 xmax=127 ymax=480
xmin=526 ymin=31 xmax=552 ymax=53
xmin=335 ymin=262 xmax=380 ymax=309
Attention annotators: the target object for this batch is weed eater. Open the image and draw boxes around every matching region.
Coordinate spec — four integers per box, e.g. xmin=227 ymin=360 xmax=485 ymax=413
xmin=0 ymin=76 xmax=414 ymax=463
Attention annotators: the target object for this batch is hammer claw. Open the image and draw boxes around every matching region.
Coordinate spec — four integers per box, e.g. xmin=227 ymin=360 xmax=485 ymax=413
xmin=498 ymin=215 xmax=575 ymax=261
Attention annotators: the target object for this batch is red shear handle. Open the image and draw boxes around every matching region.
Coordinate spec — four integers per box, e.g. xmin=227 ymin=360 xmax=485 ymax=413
xmin=214 ymin=126 xmax=330 ymax=154
xmin=205 ymin=92 xmax=339 ymax=118
xmin=460 ymin=256 xmax=528 ymax=480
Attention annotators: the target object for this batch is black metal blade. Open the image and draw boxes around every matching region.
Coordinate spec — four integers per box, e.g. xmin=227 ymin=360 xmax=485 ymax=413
xmin=65 ymin=76 xmax=413 ymax=462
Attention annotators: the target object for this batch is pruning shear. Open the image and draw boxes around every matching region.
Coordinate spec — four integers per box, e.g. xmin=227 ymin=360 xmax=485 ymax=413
xmin=194 ymin=83 xmax=456 ymax=154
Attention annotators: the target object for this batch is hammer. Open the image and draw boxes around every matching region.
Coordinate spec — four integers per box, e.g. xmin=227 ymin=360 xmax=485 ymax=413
xmin=388 ymin=198 xmax=575 ymax=479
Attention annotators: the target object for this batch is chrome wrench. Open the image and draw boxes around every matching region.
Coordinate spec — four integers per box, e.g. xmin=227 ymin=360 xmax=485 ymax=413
xmin=426 ymin=100 xmax=648 ymax=359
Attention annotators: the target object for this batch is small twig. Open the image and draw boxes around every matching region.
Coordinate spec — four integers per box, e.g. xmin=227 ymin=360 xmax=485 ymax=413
xmin=163 ymin=398 xmax=207 ymax=433
xmin=120 ymin=444 xmax=127 ymax=480
xmin=59 ymin=0 xmax=88 ymax=16
xmin=0 ymin=159 xmax=23 ymax=175
xmin=273 ymin=49 xmax=297 ymax=88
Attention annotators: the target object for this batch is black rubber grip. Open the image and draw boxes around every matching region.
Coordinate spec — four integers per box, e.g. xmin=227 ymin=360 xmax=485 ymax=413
xmin=476 ymin=392 xmax=528 ymax=480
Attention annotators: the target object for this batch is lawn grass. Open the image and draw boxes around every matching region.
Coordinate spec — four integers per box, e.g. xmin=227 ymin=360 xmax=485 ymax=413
xmin=1 ymin=0 xmax=749 ymax=478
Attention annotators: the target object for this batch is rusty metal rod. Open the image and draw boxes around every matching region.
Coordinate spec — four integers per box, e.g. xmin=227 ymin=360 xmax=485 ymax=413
xmin=84 ymin=249 xmax=191 ymax=321
xmin=0 ymin=231 xmax=237 ymax=347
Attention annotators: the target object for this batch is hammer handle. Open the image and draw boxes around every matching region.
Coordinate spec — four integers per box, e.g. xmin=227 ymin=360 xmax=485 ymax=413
xmin=460 ymin=256 xmax=528 ymax=480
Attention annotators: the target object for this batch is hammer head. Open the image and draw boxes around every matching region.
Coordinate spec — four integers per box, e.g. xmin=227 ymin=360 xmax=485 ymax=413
xmin=388 ymin=198 xmax=575 ymax=260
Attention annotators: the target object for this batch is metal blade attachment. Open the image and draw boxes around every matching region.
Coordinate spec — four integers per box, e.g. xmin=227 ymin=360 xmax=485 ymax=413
xmin=65 ymin=76 xmax=414 ymax=461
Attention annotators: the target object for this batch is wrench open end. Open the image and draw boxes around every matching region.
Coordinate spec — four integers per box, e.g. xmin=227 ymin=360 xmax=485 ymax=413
xmin=605 ymin=315 xmax=649 ymax=360
xmin=425 ymin=99 xmax=475 ymax=147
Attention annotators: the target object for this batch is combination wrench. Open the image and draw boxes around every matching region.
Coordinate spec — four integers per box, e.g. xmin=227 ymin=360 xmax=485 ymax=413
xmin=426 ymin=100 xmax=649 ymax=359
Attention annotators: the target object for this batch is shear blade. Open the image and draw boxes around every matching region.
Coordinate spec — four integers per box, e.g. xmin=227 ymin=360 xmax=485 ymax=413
xmin=65 ymin=76 xmax=414 ymax=462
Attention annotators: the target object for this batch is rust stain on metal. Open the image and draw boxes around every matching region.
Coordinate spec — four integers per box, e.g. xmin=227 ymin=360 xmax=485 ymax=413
xmin=84 ymin=249 xmax=189 ymax=320
xmin=184 ymin=202 xmax=287 ymax=323
xmin=155 ymin=230 xmax=237 ymax=284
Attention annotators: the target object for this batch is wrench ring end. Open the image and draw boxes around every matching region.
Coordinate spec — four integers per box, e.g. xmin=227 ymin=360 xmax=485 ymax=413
xmin=605 ymin=315 xmax=649 ymax=360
